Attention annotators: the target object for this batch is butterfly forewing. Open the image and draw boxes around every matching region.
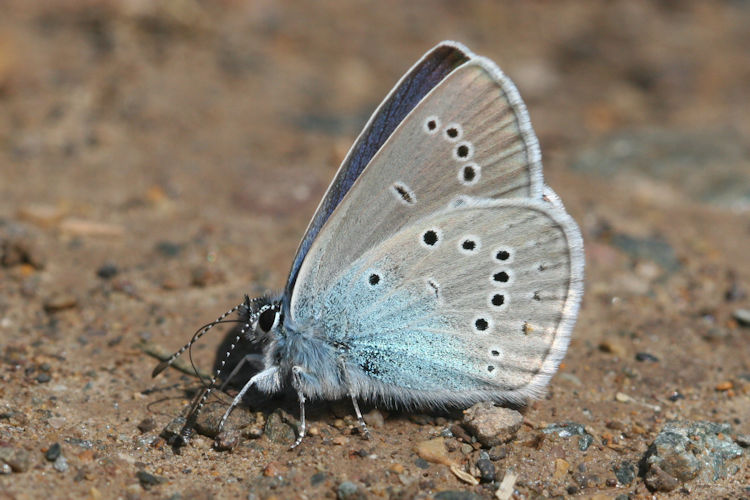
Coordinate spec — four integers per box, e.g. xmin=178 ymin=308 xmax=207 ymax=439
xmin=290 ymin=59 xmax=544 ymax=315
xmin=285 ymin=42 xmax=471 ymax=298
xmin=290 ymin=199 xmax=583 ymax=404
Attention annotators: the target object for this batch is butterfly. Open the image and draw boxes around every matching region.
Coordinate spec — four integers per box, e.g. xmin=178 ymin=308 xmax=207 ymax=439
xmin=153 ymin=41 xmax=584 ymax=448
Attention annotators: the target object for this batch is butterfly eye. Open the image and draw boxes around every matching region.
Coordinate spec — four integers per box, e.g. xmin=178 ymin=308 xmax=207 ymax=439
xmin=368 ymin=273 xmax=381 ymax=286
xmin=257 ymin=306 xmax=279 ymax=333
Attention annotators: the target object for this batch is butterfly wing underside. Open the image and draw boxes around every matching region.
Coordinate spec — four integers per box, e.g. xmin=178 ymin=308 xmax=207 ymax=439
xmin=286 ymin=42 xmax=583 ymax=405
xmin=289 ymin=56 xmax=545 ymax=314
xmin=291 ymin=199 xmax=583 ymax=404
xmin=285 ymin=42 xmax=471 ymax=298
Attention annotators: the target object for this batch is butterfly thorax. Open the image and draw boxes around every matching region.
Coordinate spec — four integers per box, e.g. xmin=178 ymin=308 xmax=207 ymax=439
xmin=263 ymin=318 xmax=349 ymax=400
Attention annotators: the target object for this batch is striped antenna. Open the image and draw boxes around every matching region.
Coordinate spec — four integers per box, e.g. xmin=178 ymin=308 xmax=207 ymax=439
xmin=152 ymin=297 xmax=260 ymax=378
xmin=178 ymin=297 xmax=271 ymax=442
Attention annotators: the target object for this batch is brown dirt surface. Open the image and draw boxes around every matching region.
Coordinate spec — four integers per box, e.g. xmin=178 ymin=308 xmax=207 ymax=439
xmin=1 ymin=1 xmax=749 ymax=499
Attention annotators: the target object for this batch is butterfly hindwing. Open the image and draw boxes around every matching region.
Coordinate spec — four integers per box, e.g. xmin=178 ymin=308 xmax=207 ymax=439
xmin=290 ymin=198 xmax=583 ymax=405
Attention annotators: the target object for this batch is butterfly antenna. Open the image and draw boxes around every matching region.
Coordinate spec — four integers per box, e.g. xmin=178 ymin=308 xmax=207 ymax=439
xmin=179 ymin=295 xmax=263 ymax=442
xmin=152 ymin=297 xmax=258 ymax=378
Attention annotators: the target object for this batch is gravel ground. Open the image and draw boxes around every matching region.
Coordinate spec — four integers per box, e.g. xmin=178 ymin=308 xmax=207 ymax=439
xmin=1 ymin=1 xmax=749 ymax=498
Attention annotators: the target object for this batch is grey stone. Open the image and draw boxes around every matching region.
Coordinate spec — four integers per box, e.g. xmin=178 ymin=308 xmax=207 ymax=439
xmin=613 ymin=461 xmax=636 ymax=485
xmin=434 ymin=492 xmax=481 ymax=500
xmin=732 ymin=309 xmax=750 ymax=327
xmin=0 ymin=445 xmax=31 ymax=472
xmin=264 ymin=409 xmax=296 ymax=445
xmin=44 ymin=443 xmax=61 ymax=461
xmin=643 ymin=420 xmax=743 ymax=491
xmin=462 ymin=402 xmax=523 ymax=447
xmin=543 ymin=422 xmax=594 ymax=451
xmin=337 ymin=481 xmax=365 ymax=500
xmin=476 ymin=458 xmax=496 ymax=483
xmin=644 ymin=463 xmax=680 ymax=492
xmin=53 ymin=455 xmax=69 ymax=473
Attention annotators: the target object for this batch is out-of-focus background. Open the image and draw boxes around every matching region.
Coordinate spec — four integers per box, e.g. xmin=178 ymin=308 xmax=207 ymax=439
xmin=1 ymin=1 xmax=748 ymax=498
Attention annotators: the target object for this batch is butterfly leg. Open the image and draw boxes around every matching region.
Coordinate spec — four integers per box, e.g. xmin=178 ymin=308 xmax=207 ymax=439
xmin=337 ymin=357 xmax=370 ymax=440
xmin=349 ymin=394 xmax=371 ymax=440
xmin=290 ymin=365 xmax=307 ymax=449
xmin=218 ymin=353 xmax=265 ymax=391
xmin=218 ymin=366 xmax=278 ymax=433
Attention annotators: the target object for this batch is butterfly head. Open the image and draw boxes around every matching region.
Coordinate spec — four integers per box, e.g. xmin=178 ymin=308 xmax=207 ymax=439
xmin=240 ymin=294 xmax=283 ymax=343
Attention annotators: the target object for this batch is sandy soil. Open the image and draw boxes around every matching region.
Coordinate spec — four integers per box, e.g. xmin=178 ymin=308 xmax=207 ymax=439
xmin=1 ymin=1 xmax=749 ymax=498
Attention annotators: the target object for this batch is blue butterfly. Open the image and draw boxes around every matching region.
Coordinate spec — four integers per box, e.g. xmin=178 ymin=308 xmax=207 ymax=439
xmin=153 ymin=41 xmax=584 ymax=448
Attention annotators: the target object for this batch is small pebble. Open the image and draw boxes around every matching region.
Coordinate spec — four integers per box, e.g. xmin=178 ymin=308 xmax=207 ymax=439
xmin=362 ymin=408 xmax=385 ymax=428
xmin=488 ymin=445 xmax=507 ymax=461
xmin=331 ymin=436 xmax=349 ymax=446
xmin=310 ymin=471 xmax=327 ymax=486
xmin=735 ymin=434 xmax=750 ymax=447
xmin=449 ymin=423 xmax=472 ymax=443
xmin=668 ymin=391 xmax=685 ymax=402
xmin=337 ymin=481 xmax=360 ymax=500
xmin=635 ymin=352 xmax=659 ymax=362
xmin=716 ymin=381 xmax=733 ymax=391
xmin=45 ymin=443 xmax=61 ymax=461
xmin=213 ymin=430 xmax=239 ymax=451
xmin=598 ymin=339 xmax=626 ymax=356
xmin=96 ymin=263 xmax=119 ymax=279
xmin=644 ymin=464 xmax=680 ymax=492
xmin=553 ymin=458 xmax=570 ymax=481
xmin=475 ymin=458 xmax=495 ymax=483
xmin=262 ymin=461 xmax=286 ymax=477
xmin=43 ymin=293 xmax=78 ymax=313
xmin=613 ymin=461 xmax=636 ymax=485
xmin=414 ymin=437 xmax=453 ymax=466
xmin=388 ymin=463 xmax=405 ymax=474
xmin=462 ymin=402 xmax=523 ymax=447
xmin=35 ymin=372 xmax=51 ymax=383
xmin=137 ymin=418 xmax=156 ymax=433
xmin=0 ymin=446 xmax=31 ymax=472
xmin=53 ymin=455 xmax=69 ymax=473
xmin=732 ymin=309 xmax=750 ymax=327
xmin=136 ymin=470 xmax=165 ymax=490
xmin=155 ymin=241 xmax=183 ymax=257
xmin=60 ymin=218 xmax=124 ymax=237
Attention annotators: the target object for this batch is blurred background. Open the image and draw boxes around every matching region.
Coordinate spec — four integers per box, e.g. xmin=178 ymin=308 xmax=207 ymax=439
xmin=1 ymin=1 xmax=749 ymax=498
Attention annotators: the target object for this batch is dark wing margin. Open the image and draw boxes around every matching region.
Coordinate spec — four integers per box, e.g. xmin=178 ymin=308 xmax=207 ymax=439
xmin=284 ymin=42 xmax=471 ymax=300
